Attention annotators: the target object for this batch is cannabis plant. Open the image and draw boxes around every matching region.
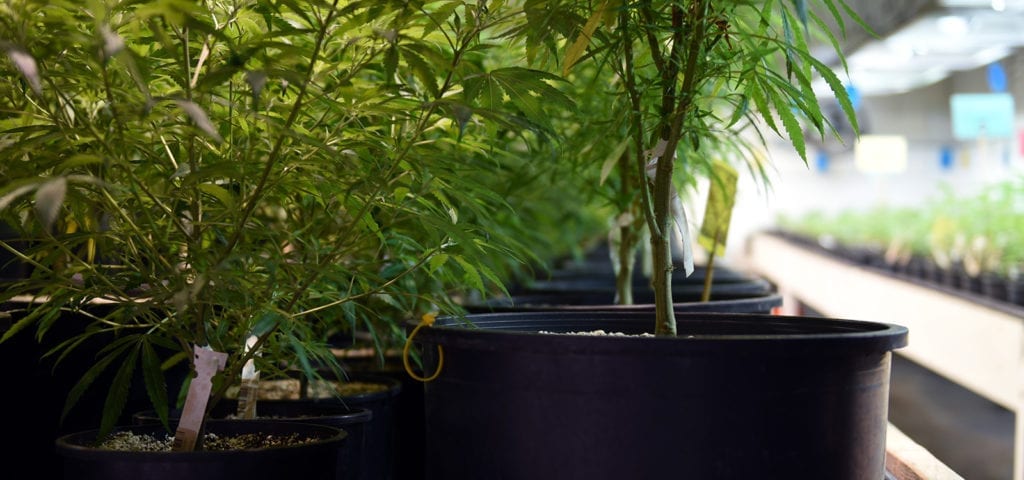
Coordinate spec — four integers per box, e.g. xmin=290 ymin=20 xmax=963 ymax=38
xmin=517 ymin=0 xmax=865 ymax=333
xmin=0 ymin=0 xmax=569 ymax=443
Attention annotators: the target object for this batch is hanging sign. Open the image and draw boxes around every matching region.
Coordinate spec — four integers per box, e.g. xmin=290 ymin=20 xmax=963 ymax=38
xmin=950 ymin=93 xmax=1015 ymax=140
xmin=854 ymin=135 xmax=908 ymax=174
xmin=698 ymin=161 xmax=739 ymax=255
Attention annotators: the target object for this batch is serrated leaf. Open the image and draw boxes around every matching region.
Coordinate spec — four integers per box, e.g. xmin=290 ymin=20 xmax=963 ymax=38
xmin=835 ymin=0 xmax=878 ymax=38
xmin=599 ymin=138 xmax=631 ymax=185
xmin=142 ymin=342 xmax=170 ymax=430
xmin=422 ymin=1 xmax=462 ymax=37
xmin=99 ymin=350 xmax=136 ymax=438
xmin=803 ymin=53 xmax=860 ymax=136
xmin=749 ymin=81 xmax=780 ymax=137
xmin=197 ymin=183 xmax=236 ymax=208
xmin=453 ymin=255 xmax=484 ymax=292
xmin=383 ymin=45 xmax=399 ymax=82
xmin=474 ymin=67 xmax=574 ymax=130
xmin=474 ymin=262 xmax=506 ymax=294
xmin=808 ymin=10 xmax=847 ymax=73
xmin=789 ymin=0 xmax=808 ymax=30
xmin=771 ymin=94 xmax=807 ymax=162
xmin=0 ymin=305 xmax=42 ymax=342
xmin=400 ymin=45 xmax=439 ymax=98
xmin=34 ymin=177 xmax=67 ymax=231
xmin=253 ymin=311 xmax=281 ymax=337
xmin=429 ymin=253 xmax=449 ymax=272
xmin=278 ymin=0 xmax=315 ymax=26
xmin=563 ymin=0 xmax=610 ymax=76
xmin=820 ymin=0 xmax=846 ymax=38
xmin=62 ymin=347 xmax=121 ymax=425
xmin=727 ymin=95 xmax=750 ymax=128
xmin=451 ymin=103 xmax=473 ymax=141
xmin=289 ymin=335 xmax=314 ymax=376
xmin=59 ymin=154 xmax=105 ymax=171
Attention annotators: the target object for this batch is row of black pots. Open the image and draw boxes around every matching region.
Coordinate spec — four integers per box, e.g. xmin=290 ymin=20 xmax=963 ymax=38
xmin=53 ymin=374 xmax=403 ymax=480
xmin=527 ymin=261 xmax=763 ymax=288
xmin=467 ymin=290 xmax=783 ymax=314
xmin=1 ymin=296 xmax=408 ymax=480
xmin=474 ymin=256 xmax=782 ymax=315
xmin=1 ymin=301 xmax=194 ymax=480
xmin=337 ymin=354 xmax=427 ymax=480
xmin=283 ymin=372 xmax=404 ymax=480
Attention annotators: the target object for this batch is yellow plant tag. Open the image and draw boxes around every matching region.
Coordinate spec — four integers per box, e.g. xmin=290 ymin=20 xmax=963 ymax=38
xmin=698 ymin=161 xmax=739 ymax=255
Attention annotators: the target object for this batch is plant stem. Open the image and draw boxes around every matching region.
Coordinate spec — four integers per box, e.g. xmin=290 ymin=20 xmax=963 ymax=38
xmin=651 ymin=0 xmax=710 ymax=336
xmin=701 ymin=232 xmax=720 ymax=302
xmin=616 ymin=149 xmax=635 ymax=305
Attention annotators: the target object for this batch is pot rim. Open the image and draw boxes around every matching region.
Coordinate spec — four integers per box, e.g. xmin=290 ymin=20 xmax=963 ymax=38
xmin=467 ymin=293 xmax=784 ymax=313
xmin=410 ymin=311 xmax=908 ymax=356
xmin=55 ymin=419 xmax=348 ymax=460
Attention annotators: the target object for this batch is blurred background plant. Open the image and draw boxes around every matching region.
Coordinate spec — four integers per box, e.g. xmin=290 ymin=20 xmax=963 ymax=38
xmin=775 ymin=175 xmax=1024 ymax=290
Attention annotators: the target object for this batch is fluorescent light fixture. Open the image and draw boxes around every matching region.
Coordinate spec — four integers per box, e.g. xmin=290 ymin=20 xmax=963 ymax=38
xmin=936 ymin=15 xmax=970 ymax=35
xmin=816 ymin=5 xmax=1024 ymax=97
xmin=939 ymin=0 xmax=1024 ymax=9
xmin=854 ymin=135 xmax=909 ymax=174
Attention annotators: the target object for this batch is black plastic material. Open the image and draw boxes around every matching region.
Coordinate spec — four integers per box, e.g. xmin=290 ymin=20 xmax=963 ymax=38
xmin=132 ymin=401 xmax=372 ymax=480
xmin=466 ymin=291 xmax=783 ymax=314
xmin=521 ymin=275 xmax=773 ymax=298
xmin=55 ymin=420 xmax=347 ymax=480
xmin=339 ymin=357 xmax=427 ymax=480
xmin=412 ymin=311 xmax=908 ymax=480
xmin=306 ymin=374 xmax=404 ymax=480
xmin=541 ymin=263 xmax=760 ymax=285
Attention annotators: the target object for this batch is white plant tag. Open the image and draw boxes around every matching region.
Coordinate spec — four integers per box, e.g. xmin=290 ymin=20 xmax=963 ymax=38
xmin=173 ymin=345 xmax=228 ymax=451
xmin=671 ymin=189 xmax=695 ymax=277
xmin=643 ymin=138 xmax=693 ymax=277
xmin=236 ymin=335 xmax=261 ymax=419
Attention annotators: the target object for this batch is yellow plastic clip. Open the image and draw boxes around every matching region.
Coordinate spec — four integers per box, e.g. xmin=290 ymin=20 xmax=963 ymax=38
xmin=403 ymin=312 xmax=444 ymax=382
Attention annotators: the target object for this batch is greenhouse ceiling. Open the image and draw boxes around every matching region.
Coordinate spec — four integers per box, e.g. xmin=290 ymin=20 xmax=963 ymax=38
xmin=815 ymin=0 xmax=1024 ymax=96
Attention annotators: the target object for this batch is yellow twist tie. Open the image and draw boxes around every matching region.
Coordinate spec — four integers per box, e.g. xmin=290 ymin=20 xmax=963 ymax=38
xmin=403 ymin=312 xmax=444 ymax=382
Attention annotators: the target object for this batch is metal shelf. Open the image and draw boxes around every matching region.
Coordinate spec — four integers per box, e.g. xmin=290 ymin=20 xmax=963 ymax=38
xmin=743 ymin=231 xmax=1011 ymax=480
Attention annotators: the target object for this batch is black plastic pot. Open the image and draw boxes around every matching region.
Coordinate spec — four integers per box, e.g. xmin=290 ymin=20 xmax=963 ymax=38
xmin=55 ymin=419 xmax=347 ymax=480
xmin=337 ymin=375 xmax=403 ymax=480
xmin=520 ymin=275 xmax=774 ymax=299
xmin=132 ymin=400 xmax=372 ymax=480
xmin=339 ymin=355 xmax=426 ymax=480
xmin=411 ymin=311 xmax=908 ymax=480
xmin=465 ymin=291 xmax=783 ymax=314
xmin=542 ymin=262 xmax=762 ymax=285
xmin=300 ymin=373 xmax=404 ymax=480
xmin=505 ymin=261 xmax=776 ymax=308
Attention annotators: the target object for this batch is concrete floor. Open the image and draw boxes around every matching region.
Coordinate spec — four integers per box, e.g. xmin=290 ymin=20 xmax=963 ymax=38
xmin=889 ymin=353 xmax=1015 ymax=480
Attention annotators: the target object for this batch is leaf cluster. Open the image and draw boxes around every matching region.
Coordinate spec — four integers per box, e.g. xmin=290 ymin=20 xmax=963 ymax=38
xmin=0 ymin=0 xmax=577 ymax=437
